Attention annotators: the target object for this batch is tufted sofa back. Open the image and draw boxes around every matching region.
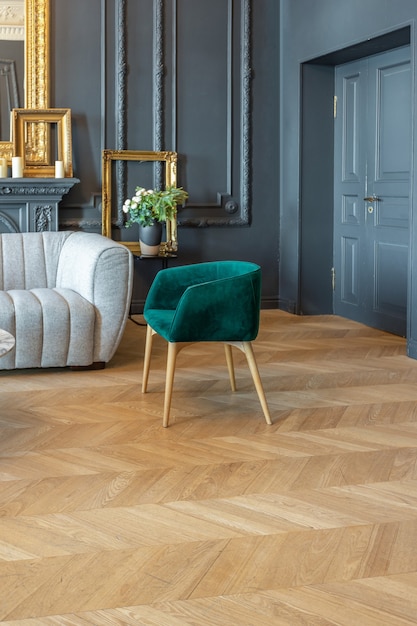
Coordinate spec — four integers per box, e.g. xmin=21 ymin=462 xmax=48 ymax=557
xmin=0 ymin=231 xmax=73 ymax=291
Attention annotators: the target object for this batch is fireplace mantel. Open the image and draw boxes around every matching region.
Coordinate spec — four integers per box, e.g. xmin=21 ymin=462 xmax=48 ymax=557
xmin=0 ymin=178 xmax=79 ymax=232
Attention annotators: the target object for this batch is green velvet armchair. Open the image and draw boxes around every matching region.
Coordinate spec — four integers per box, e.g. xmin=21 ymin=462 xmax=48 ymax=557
xmin=142 ymin=260 xmax=272 ymax=427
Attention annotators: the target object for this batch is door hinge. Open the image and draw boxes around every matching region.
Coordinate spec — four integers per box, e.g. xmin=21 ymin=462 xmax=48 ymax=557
xmin=331 ymin=266 xmax=336 ymax=291
xmin=333 ymin=96 xmax=337 ymax=118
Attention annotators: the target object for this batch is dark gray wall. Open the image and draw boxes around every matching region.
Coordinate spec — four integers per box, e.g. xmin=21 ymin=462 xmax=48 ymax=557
xmin=50 ymin=0 xmax=280 ymax=311
xmin=300 ymin=63 xmax=334 ymax=315
xmin=49 ymin=0 xmax=417 ymax=357
xmin=280 ymin=0 xmax=417 ymax=357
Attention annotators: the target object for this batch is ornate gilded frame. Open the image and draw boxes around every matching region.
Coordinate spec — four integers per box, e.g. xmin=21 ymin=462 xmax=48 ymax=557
xmin=0 ymin=0 xmax=49 ymax=162
xmin=102 ymin=150 xmax=178 ymax=256
xmin=12 ymin=108 xmax=72 ymax=177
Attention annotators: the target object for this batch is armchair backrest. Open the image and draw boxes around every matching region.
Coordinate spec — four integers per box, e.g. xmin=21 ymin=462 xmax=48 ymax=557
xmin=145 ymin=261 xmax=262 ymax=342
xmin=0 ymin=231 xmax=73 ymax=290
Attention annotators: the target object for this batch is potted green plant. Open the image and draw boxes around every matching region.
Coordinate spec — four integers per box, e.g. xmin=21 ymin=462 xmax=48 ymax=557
xmin=123 ymin=186 xmax=188 ymax=256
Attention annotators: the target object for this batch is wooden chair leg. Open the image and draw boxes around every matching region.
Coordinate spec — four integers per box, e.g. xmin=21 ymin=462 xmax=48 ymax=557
xmin=163 ymin=342 xmax=179 ymax=427
xmin=241 ymin=341 xmax=272 ymax=425
xmin=142 ymin=324 xmax=154 ymax=393
xmin=224 ymin=344 xmax=236 ymax=391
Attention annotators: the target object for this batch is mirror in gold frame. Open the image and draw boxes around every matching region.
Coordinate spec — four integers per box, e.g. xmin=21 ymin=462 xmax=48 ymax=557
xmin=0 ymin=0 xmax=49 ymax=162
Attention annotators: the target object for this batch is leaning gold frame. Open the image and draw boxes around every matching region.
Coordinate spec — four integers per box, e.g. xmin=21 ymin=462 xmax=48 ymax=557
xmin=12 ymin=108 xmax=73 ymax=177
xmin=0 ymin=0 xmax=49 ymax=162
xmin=102 ymin=150 xmax=178 ymax=256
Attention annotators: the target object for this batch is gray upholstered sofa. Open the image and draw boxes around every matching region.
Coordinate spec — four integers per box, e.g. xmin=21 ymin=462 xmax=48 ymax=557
xmin=0 ymin=231 xmax=133 ymax=370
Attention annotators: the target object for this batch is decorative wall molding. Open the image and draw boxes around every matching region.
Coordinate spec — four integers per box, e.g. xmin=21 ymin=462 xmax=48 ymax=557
xmin=60 ymin=218 xmax=102 ymax=231
xmin=0 ymin=1 xmax=24 ymax=40
xmin=115 ymin=0 xmax=127 ymax=151
xmin=174 ymin=0 xmax=253 ymax=227
xmin=108 ymin=0 xmax=253 ymax=230
xmin=0 ymin=25 xmax=23 ymax=40
xmin=240 ymin=0 xmax=252 ymax=226
xmin=112 ymin=0 xmax=127 ymax=228
xmin=153 ymin=0 xmax=164 ymax=153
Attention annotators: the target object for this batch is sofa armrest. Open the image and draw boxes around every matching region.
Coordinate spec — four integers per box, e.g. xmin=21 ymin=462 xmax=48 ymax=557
xmin=56 ymin=232 xmax=134 ymax=362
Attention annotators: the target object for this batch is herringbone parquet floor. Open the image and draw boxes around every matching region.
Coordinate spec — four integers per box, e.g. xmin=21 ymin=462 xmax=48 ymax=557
xmin=1 ymin=310 xmax=417 ymax=624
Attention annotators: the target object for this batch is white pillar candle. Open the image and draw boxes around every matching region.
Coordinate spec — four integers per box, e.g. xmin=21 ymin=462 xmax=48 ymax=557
xmin=55 ymin=160 xmax=65 ymax=178
xmin=12 ymin=156 xmax=23 ymax=178
xmin=0 ymin=158 xmax=7 ymax=178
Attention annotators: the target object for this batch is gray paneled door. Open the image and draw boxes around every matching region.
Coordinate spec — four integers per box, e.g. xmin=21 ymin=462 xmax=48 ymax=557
xmin=333 ymin=46 xmax=411 ymax=336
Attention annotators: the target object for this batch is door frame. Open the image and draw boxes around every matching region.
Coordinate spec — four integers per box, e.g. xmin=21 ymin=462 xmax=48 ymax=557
xmin=299 ymin=26 xmax=412 ymax=318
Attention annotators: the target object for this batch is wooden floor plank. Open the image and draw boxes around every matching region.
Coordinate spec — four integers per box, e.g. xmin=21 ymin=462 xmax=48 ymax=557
xmin=1 ymin=311 xmax=417 ymax=623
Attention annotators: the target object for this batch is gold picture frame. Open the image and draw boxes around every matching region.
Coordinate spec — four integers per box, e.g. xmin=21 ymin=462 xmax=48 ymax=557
xmin=0 ymin=0 xmax=50 ymax=162
xmin=11 ymin=108 xmax=73 ymax=177
xmin=102 ymin=149 xmax=178 ymax=256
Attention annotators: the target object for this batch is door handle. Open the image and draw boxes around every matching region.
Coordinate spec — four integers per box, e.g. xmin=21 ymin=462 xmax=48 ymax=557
xmin=363 ymin=195 xmax=381 ymax=202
